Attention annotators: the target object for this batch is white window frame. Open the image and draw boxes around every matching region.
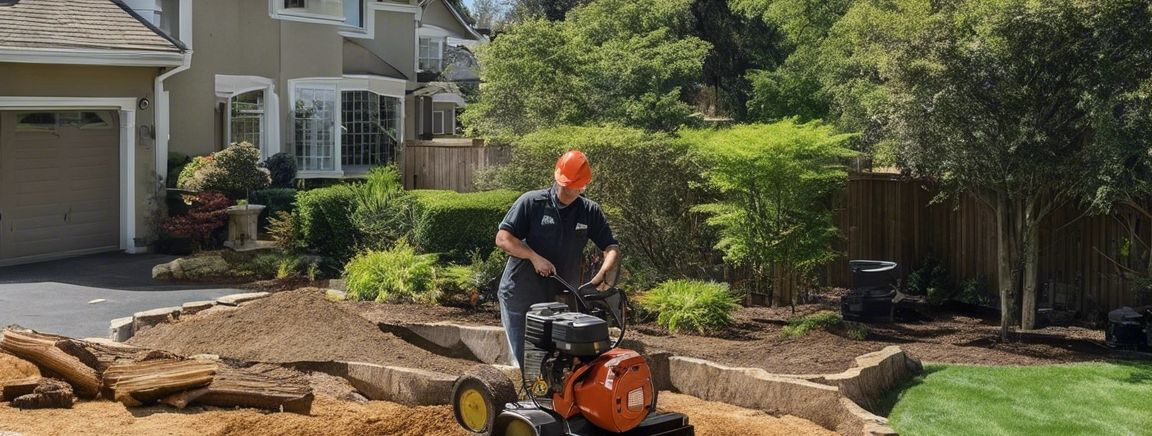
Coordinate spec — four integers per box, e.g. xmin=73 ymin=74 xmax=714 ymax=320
xmin=418 ymin=36 xmax=445 ymax=72
xmin=215 ymin=75 xmax=280 ymax=160
xmin=432 ymin=110 xmax=446 ymax=135
xmin=269 ymin=0 xmax=350 ymax=25
xmin=290 ymin=78 xmax=342 ymax=178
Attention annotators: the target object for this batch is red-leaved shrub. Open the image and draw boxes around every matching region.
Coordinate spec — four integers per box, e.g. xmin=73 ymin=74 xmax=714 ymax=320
xmin=162 ymin=192 xmax=230 ymax=250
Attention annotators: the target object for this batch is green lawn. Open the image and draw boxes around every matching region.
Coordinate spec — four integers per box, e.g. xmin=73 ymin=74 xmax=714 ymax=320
xmin=886 ymin=362 xmax=1152 ymax=436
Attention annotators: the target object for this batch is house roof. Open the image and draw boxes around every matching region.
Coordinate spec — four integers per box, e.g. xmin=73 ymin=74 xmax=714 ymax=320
xmin=0 ymin=0 xmax=183 ymax=53
xmin=419 ymin=0 xmax=485 ymax=41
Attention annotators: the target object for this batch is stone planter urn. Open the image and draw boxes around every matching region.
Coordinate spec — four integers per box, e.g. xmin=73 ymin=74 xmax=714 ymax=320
xmin=224 ymin=204 xmax=266 ymax=250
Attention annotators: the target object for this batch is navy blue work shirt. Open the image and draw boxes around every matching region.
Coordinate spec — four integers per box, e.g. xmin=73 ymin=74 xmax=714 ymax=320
xmin=497 ymin=186 xmax=619 ymax=298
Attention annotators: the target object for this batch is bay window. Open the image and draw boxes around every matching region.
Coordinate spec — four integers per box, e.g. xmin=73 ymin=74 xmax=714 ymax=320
xmin=291 ymin=76 xmax=405 ymax=177
xmin=342 ymin=91 xmax=400 ymax=171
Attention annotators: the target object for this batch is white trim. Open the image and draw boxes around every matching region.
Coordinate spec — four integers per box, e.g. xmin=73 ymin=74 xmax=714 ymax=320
xmin=340 ymin=0 xmax=422 ymax=40
xmin=341 ymin=75 xmax=408 ymax=98
xmin=432 ymin=92 xmax=466 ymax=107
xmin=0 ymin=47 xmax=183 ymax=67
xmin=432 ymin=110 xmax=445 ymax=135
xmin=178 ymin=0 xmax=193 ymax=49
xmin=154 ymin=51 xmax=192 ymax=193
xmin=0 ymin=97 xmax=140 ymax=254
xmin=268 ymin=0 xmax=348 ymax=25
xmin=215 ymin=75 xmax=280 ymax=160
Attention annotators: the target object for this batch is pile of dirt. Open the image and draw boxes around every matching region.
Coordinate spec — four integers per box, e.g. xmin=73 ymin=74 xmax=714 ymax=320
xmin=127 ymin=289 xmax=476 ymax=374
xmin=350 ymin=301 xmax=502 ymax=327
xmin=0 ymin=392 xmax=833 ymax=436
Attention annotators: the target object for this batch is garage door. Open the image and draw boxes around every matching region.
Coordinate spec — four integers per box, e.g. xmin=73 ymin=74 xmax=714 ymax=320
xmin=0 ymin=111 xmax=120 ymax=264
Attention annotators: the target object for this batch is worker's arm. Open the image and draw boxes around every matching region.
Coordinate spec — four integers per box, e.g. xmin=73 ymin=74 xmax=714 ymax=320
xmin=591 ymin=245 xmax=621 ymax=291
xmin=495 ymin=229 xmax=555 ymax=276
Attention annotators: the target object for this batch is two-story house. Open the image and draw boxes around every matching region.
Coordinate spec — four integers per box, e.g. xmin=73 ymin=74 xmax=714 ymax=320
xmin=0 ymin=0 xmax=485 ymax=266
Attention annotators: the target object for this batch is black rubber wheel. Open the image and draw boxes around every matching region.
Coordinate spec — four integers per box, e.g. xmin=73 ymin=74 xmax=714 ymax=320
xmin=452 ymin=365 xmax=518 ymax=435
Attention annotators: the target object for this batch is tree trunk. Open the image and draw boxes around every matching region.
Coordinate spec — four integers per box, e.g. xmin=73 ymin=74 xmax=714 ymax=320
xmin=160 ymin=365 xmax=314 ymax=414
xmin=995 ymin=194 xmax=1020 ymax=341
xmin=0 ymin=330 xmax=102 ymax=398
xmin=1021 ymin=197 xmax=1041 ymax=330
xmin=101 ymin=359 xmax=218 ymax=406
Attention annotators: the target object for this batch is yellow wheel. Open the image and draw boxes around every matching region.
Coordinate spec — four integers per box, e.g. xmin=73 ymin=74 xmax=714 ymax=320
xmin=452 ymin=365 xmax=517 ymax=435
xmin=504 ymin=417 xmax=538 ymax=436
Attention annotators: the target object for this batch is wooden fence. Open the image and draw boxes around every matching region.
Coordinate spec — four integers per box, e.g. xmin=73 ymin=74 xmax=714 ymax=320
xmin=400 ymin=140 xmax=510 ymax=192
xmin=823 ymin=173 xmax=1151 ymax=316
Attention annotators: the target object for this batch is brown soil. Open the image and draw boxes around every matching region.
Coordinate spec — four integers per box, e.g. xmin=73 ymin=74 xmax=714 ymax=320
xmin=0 ymin=352 xmax=39 ymax=382
xmin=0 ymin=392 xmax=831 ymax=436
xmin=351 ymin=297 xmax=1144 ymax=374
xmin=127 ymin=289 xmax=477 ymax=374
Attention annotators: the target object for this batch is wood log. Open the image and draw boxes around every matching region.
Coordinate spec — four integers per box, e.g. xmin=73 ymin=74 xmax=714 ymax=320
xmin=11 ymin=378 xmax=73 ymax=409
xmin=101 ymin=359 xmax=217 ymax=406
xmin=1 ymin=377 xmax=41 ymax=401
xmin=160 ymin=365 xmax=314 ymax=414
xmin=0 ymin=330 xmax=101 ymax=398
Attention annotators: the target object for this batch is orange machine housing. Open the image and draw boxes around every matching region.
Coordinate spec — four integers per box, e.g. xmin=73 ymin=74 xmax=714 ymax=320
xmin=552 ymin=348 xmax=654 ymax=433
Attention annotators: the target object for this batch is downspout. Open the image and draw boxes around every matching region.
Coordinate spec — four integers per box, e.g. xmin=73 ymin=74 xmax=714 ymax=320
xmin=154 ymin=51 xmax=192 ymax=186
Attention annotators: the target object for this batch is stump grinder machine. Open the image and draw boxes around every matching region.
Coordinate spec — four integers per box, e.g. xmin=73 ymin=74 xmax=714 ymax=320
xmin=451 ymin=275 xmax=694 ymax=436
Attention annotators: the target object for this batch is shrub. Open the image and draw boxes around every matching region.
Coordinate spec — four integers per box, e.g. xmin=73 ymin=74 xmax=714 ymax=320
xmin=198 ymin=143 xmax=271 ymax=198
xmin=480 ymin=126 xmax=716 ymax=282
xmin=167 ymin=152 xmax=191 ymax=189
xmin=780 ymin=311 xmax=843 ymax=338
xmin=160 ymin=192 xmax=231 ymax=250
xmin=295 ymin=184 xmax=360 ymax=262
xmin=235 ymin=252 xmax=305 ymax=279
xmin=410 ymin=189 xmax=519 ymax=262
xmin=344 ymin=241 xmax=440 ymax=303
xmin=436 ymin=265 xmax=477 ymax=306
xmin=264 ymin=152 xmax=298 ymax=188
xmin=267 ymin=210 xmax=301 ymax=250
xmin=638 ymin=280 xmax=741 ymax=334
xmin=248 ymin=188 xmax=297 ymax=231
xmin=907 ymin=257 xmax=952 ymax=305
xmin=177 ymin=155 xmax=213 ymax=191
xmin=352 ymin=166 xmax=416 ymax=250
xmin=469 ymin=249 xmax=507 ymax=304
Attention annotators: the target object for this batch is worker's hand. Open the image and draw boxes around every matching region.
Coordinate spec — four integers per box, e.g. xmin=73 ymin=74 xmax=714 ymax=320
xmin=591 ymin=275 xmax=612 ymax=291
xmin=529 ymin=255 xmax=555 ymax=277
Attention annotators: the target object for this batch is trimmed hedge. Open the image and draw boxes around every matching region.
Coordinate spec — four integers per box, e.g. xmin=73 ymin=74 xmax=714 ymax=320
xmin=296 ymin=184 xmax=360 ymax=262
xmin=410 ymin=189 xmax=519 ymax=262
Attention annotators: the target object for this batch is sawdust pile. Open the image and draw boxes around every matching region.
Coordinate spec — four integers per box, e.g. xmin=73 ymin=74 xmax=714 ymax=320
xmin=659 ymin=392 xmax=838 ymax=436
xmin=127 ymin=289 xmax=475 ymax=374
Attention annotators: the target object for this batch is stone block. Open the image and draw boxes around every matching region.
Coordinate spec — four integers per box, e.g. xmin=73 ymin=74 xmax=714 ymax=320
xmin=342 ymin=362 xmax=455 ymax=406
xmin=181 ymin=300 xmax=216 ymax=316
xmin=108 ymin=316 xmax=135 ymax=342
xmin=132 ymin=307 xmax=180 ymax=332
xmin=215 ymin=292 xmax=270 ymax=306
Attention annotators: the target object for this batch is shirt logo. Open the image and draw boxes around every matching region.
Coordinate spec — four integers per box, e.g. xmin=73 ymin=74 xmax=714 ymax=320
xmin=541 ymin=215 xmax=556 ymax=226
xmin=575 ymin=223 xmax=588 ymax=231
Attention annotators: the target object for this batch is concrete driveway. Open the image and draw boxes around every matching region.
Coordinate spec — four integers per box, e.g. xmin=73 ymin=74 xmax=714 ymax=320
xmin=0 ymin=252 xmax=242 ymax=338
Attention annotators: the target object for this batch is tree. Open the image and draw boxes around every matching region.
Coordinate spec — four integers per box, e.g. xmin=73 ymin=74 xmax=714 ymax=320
xmin=690 ymin=0 xmax=784 ymax=120
xmin=828 ymin=0 xmax=1152 ymax=336
xmin=463 ymin=0 xmax=711 ymax=138
xmin=504 ymin=0 xmax=588 ymax=22
xmin=682 ymin=122 xmax=855 ymax=308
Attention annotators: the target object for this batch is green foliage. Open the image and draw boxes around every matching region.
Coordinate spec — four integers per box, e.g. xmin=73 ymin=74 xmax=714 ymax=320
xmin=234 ymin=252 xmax=306 ymax=279
xmin=888 ymin=363 xmax=1152 ymax=435
xmin=464 ymin=0 xmax=711 ymax=137
xmin=198 ymin=143 xmax=271 ymax=198
xmin=638 ymin=280 xmax=740 ymax=334
xmin=410 ymin=189 xmax=520 ymax=262
xmin=469 ymin=248 xmax=508 ymax=302
xmin=176 ymin=144 xmax=271 ymax=198
xmin=167 ymin=152 xmax=192 ymax=189
xmin=481 ymin=126 xmax=716 ymax=281
xmin=436 ymin=265 xmax=477 ymax=305
xmin=956 ymin=278 xmax=993 ymax=308
xmin=248 ymin=188 xmax=297 ymax=231
xmin=177 ymin=155 xmax=213 ymax=191
xmin=295 ymin=184 xmax=360 ymax=262
xmin=780 ymin=311 xmax=842 ymax=338
xmin=682 ymin=122 xmax=854 ymax=291
xmin=351 ymin=166 xmax=416 ymax=251
xmin=906 ymin=257 xmax=951 ymax=305
xmin=267 ymin=210 xmax=301 ymax=250
xmin=344 ymin=241 xmax=440 ymax=304
xmin=264 ymin=152 xmax=298 ymax=188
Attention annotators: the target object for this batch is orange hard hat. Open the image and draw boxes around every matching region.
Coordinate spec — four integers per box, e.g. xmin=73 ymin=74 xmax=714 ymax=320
xmin=554 ymin=150 xmax=592 ymax=189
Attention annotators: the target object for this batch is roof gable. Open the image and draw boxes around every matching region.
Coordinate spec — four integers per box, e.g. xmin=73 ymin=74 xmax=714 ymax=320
xmin=0 ymin=0 xmax=182 ymax=53
xmin=419 ymin=0 xmax=484 ymax=41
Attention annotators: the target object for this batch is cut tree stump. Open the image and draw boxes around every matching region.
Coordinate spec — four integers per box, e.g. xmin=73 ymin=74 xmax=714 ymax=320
xmin=11 ymin=378 xmax=73 ymax=409
xmin=0 ymin=330 xmax=101 ymax=398
xmin=1 ymin=377 xmax=41 ymax=401
xmin=160 ymin=365 xmax=314 ymax=414
xmin=101 ymin=359 xmax=217 ymax=406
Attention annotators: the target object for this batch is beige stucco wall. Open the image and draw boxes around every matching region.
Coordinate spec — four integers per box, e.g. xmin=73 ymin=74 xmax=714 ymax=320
xmin=362 ymin=10 xmax=418 ymax=84
xmin=165 ymin=0 xmax=343 ymax=159
xmin=0 ymin=63 xmax=160 ymax=246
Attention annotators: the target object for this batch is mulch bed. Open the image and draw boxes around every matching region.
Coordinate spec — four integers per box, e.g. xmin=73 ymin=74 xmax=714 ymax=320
xmin=127 ymin=289 xmax=477 ymax=375
xmin=346 ymin=296 xmax=1147 ymax=375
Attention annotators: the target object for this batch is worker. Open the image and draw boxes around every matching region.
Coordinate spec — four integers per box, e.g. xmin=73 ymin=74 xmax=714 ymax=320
xmin=494 ymin=150 xmax=621 ymax=367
